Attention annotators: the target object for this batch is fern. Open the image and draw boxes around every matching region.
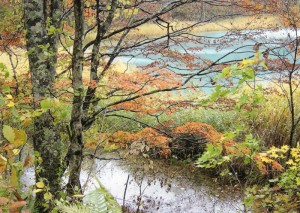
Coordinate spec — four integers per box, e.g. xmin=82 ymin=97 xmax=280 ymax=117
xmin=83 ymin=178 xmax=122 ymax=213
xmin=58 ymin=204 xmax=91 ymax=213
xmin=58 ymin=179 xmax=121 ymax=213
xmin=32 ymin=206 xmax=41 ymax=213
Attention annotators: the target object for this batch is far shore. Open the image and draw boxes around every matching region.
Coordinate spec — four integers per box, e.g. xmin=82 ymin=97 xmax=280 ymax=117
xmin=0 ymin=14 xmax=283 ymax=76
xmin=126 ymin=14 xmax=281 ymax=38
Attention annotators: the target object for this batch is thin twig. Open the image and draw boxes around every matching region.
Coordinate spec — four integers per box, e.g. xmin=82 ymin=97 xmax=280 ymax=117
xmin=123 ymin=175 xmax=130 ymax=207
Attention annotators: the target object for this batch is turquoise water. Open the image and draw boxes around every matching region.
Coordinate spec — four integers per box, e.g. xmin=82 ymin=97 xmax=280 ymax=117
xmin=118 ymin=29 xmax=294 ymax=66
xmin=116 ymin=29 xmax=295 ymax=93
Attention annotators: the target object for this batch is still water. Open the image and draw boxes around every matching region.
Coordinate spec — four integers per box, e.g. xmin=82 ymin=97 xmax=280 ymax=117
xmin=81 ymin=156 xmax=243 ymax=213
xmin=21 ymin=155 xmax=243 ymax=212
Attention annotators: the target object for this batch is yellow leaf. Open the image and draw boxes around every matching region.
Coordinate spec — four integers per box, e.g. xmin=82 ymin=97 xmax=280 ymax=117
xmin=269 ymin=152 xmax=279 ymax=158
xmin=281 ymin=145 xmax=289 ymax=153
xmin=0 ymin=157 xmax=7 ymax=173
xmin=0 ymin=154 xmax=7 ymax=162
xmin=290 ymin=165 xmax=297 ymax=170
xmin=6 ymin=101 xmax=15 ymax=107
xmin=260 ymin=156 xmax=273 ymax=163
xmin=133 ymin=8 xmax=139 ymax=15
xmin=223 ymin=156 xmax=231 ymax=161
xmin=12 ymin=129 xmax=27 ymax=147
xmin=22 ymin=118 xmax=32 ymax=127
xmin=6 ymin=94 xmax=13 ymax=99
xmin=36 ymin=181 xmax=45 ymax=189
xmin=291 ymin=148 xmax=300 ymax=158
xmin=72 ymin=194 xmax=84 ymax=198
xmin=33 ymin=189 xmax=43 ymax=193
xmin=12 ymin=149 xmax=20 ymax=155
xmin=239 ymin=59 xmax=254 ymax=67
xmin=286 ymin=159 xmax=295 ymax=165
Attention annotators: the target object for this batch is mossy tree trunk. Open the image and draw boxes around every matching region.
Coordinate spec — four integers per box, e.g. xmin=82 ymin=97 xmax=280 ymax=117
xmin=24 ymin=0 xmax=63 ymax=211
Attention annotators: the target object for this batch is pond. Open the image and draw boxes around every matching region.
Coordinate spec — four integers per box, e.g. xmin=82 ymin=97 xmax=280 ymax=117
xmin=79 ymin=156 xmax=244 ymax=212
xmin=118 ymin=29 xmax=294 ymax=66
xmin=21 ymin=154 xmax=243 ymax=212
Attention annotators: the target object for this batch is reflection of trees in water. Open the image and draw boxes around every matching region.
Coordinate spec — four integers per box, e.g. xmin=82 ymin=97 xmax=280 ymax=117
xmin=105 ymin=156 xmax=243 ymax=212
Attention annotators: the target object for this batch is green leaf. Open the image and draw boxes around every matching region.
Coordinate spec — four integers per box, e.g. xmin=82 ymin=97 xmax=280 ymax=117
xmin=239 ymin=94 xmax=249 ymax=105
xmin=220 ymin=66 xmax=232 ymax=78
xmin=2 ymin=85 xmax=10 ymax=93
xmin=296 ymin=177 xmax=300 ymax=186
xmin=10 ymin=167 xmax=19 ymax=187
xmin=40 ymin=98 xmax=51 ymax=109
xmin=44 ymin=192 xmax=53 ymax=200
xmin=3 ymin=125 xmax=15 ymax=143
xmin=59 ymin=179 xmax=122 ymax=213
xmin=58 ymin=204 xmax=91 ymax=213
xmin=83 ymin=178 xmax=122 ymax=213
xmin=11 ymin=107 xmax=19 ymax=117
xmin=196 ymin=144 xmax=223 ymax=168
xmin=223 ymin=131 xmax=237 ymax=140
xmin=32 ymin=109 xmax=44 ymax=117
xmin=47 ymin=25 xmax=57 ymax=35
xmin=0 ymin=98 xmax=4 ymax=105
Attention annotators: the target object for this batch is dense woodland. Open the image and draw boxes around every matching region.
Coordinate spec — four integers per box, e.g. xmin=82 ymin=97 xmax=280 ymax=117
xmin=1 ymin=0 xmax=300 ymax=212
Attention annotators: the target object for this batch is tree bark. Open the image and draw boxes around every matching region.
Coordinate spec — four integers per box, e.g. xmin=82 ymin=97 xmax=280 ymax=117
xmin=24 ymin=0 xmax=63 ymax=211
xmin=66 ymin=0 xmax=85 ymax=194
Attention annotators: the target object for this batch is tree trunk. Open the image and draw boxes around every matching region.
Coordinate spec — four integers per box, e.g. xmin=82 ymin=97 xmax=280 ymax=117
xmin=24 ymin=0 xmax=63 ymax=211
xmin=83 ymin=0 xmax=117 ymax=113
xmin=66 ymin=0 xmax=85 ymax=194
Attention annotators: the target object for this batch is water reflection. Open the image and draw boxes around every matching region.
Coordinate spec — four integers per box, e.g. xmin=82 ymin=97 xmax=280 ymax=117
xmin=81 ymin=158 xmax=243 ymax=213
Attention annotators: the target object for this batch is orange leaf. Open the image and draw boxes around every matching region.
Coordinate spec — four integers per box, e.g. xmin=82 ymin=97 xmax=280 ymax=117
xmin=0 ymin=197 xmax=9 ymax=205
xmin=8 ymin=201 xmax=26 ymax=211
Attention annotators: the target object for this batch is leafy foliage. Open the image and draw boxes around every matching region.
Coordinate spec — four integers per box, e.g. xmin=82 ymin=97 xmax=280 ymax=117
xmin=0 ymin=62 xmax=31 ymax=212
xmin=195 ymin=53 xmax=300 ymax=211
xmin=244 ymin=146 xmax=300 ymax=212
